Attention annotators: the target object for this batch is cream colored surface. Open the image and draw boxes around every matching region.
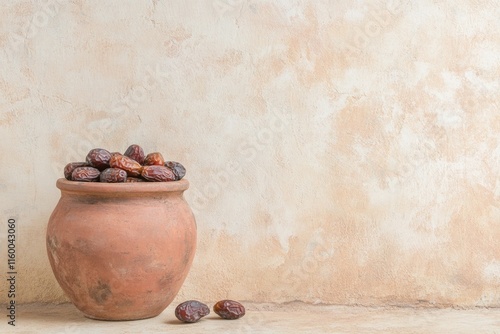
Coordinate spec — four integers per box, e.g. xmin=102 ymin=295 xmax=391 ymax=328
xmin=6 ymin=302 xmax=500 ymax=334
xmin=0 ymin=0 xmax=499 ymax=307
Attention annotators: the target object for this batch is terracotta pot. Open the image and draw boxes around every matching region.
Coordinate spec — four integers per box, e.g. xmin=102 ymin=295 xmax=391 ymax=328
xmin=46 ymin=178 xmax=196 ymax=320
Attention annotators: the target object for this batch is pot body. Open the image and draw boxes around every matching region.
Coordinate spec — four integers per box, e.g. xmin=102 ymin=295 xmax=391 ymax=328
xmin=46 ymin=178 xmax=196 ymax=320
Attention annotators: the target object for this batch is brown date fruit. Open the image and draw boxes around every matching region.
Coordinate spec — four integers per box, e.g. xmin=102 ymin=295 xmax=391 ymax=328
xmin=110 ymin=151 xmax=122 ymax=158
xmin=213 ymin=300 xmax=245 ymax=320
xmin=71 ymin=167 xmax=100 ymax=182
xmin=165 ymin=161 xmax=186 ymax=180
xmin=109 ymin=154 xmax=143 ymax=177
xmin=144 ymin=152 xmax=165 ymax=166
xmin=141 ymin=165 xmax=176 ymax=182
xmin=175 ymin=300 xmax=210 ymax=323
xmin=86 ymin=148 xmax=112 ymax=171
xmin=64 ymin=162 xmax=89 ymax=180
xmin=99 ymin=168 xmax=127 ymax=183
xmin=124 ymin=144 xmax=145 ymax=165
xmin=125 ymin=177 xmax=145 ymax=183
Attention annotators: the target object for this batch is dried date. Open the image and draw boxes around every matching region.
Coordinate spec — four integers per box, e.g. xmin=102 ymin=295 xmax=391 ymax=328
xmin=124 ymin=144 xmax=145 ymax=165
xmin=110 ymin=151 xmax=122 ymax=158
xmin=144 ymin=152 xmax=165 ymax=166
xmin=64 ymin=162 xmax=88 ymax=180
xmin=99 ymin=168 xmax=127 ymax=183
xmin=71 ymin=167 xmax=100 ymax=182
xmin=141 ymin=165 xmax=176 ymax=182
xmin=165 ymin=161 xmax=186 ymax=180
xmin=213 ymin=300 xmax=245 ymax=320
xmin=63 ymin=144 xmax=187 ymax=183
xmin=175 ymin=300 xmax=210 ymax=323
xmin=109 ymin=154 xmax=143 ymax=177
xmin=86 ymin=148 xmax=112 ymax=171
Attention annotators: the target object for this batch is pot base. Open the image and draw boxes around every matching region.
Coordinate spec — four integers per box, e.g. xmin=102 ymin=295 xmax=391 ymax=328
xmin=83 ymin=312 xmax=161 ymax=321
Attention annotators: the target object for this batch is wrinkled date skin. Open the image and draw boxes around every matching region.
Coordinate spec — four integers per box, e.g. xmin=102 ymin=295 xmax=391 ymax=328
xmin=99 ymin=168 xmax=127 ymax=183
xmin=64 ymin=162 xmax=89 ymax=180
xmin=175 ymin=300 xmax=210 ymax=323
xmin=109 ymin=154 xmax=143 ymax=177
xmin=213 ymin=300 xmax=245 ymax=320
xmin=71 ymin=167 xmax=100 ymax=182
xmin=165 ymin=161 xmax=186 ymax=180
xmin=125 ymin=177 xmax=145 ymax=183
xmin=141 ymin=165 xmax=176 ymax=182
xmin=144 ymin=152 xmax=165 ymax=166
xmin=124 ymin=144 xmax=145 ymax=165
xmin=86 ymin=148 xmax=112 ymax=171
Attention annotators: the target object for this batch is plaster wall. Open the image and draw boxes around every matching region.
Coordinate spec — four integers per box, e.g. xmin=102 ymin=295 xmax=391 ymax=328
xmin=0 ymin=0 xmax=499 ymax=306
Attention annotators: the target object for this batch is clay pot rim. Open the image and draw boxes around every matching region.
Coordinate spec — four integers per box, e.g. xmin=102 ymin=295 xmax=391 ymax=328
xmin=56 ymin=178 xmax=189 ymax=194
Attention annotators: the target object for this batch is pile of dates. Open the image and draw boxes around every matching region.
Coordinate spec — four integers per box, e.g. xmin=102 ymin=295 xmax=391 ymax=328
xmin=175 ymin=299 xmax=245 ymax=323
xmin=64 ymin=144 xmax=186 ymax=183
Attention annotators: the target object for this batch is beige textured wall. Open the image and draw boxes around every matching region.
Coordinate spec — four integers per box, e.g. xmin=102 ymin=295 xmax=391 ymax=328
xmin=1 ymin=0 xmax=499 ymax=307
